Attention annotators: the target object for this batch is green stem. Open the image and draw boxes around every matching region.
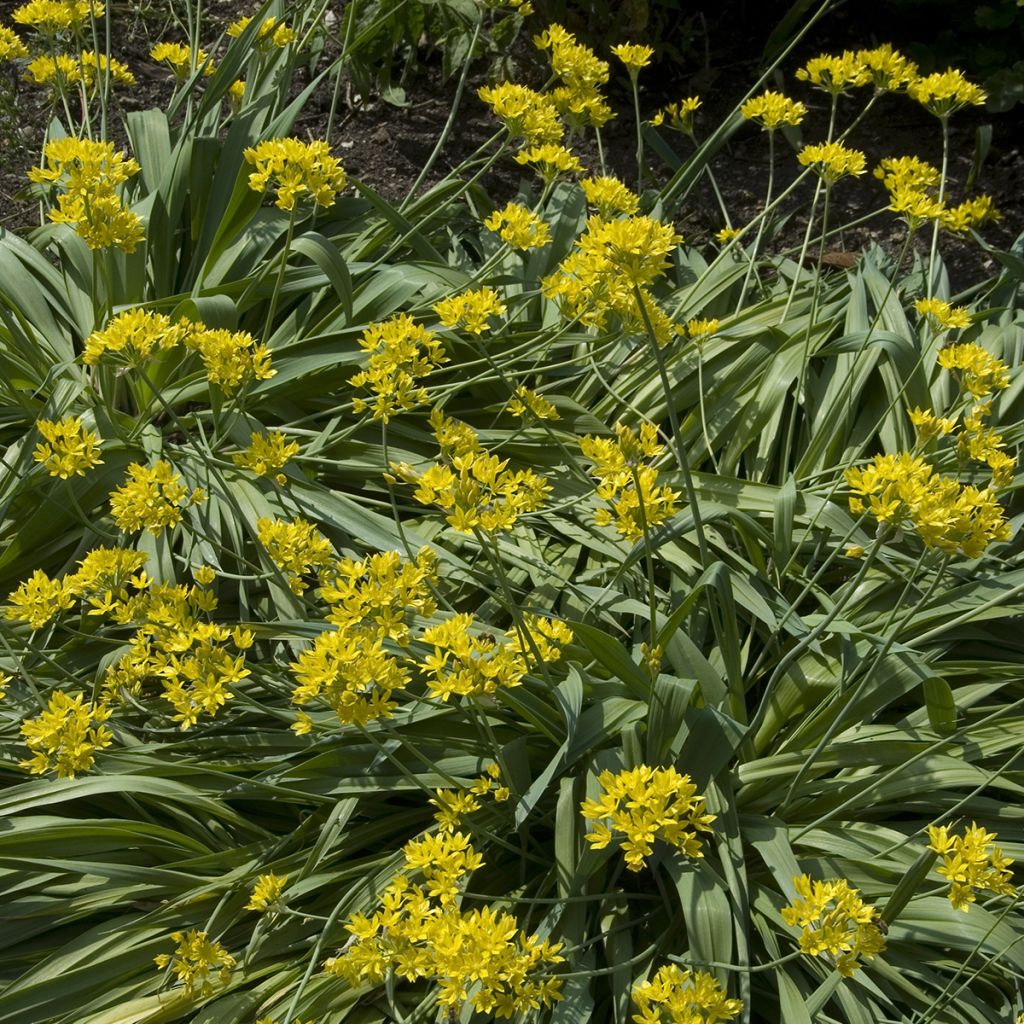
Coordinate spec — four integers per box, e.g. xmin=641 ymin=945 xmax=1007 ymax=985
xmin=927 ymin=115 xmax=950 ymax=300
xmin=736 ymin=129 xmax=775 ymax=312
xmin=630 ymin=75 xmax=644 ymax=190
xmin=264 ymin=206 xmax=298 ymax=341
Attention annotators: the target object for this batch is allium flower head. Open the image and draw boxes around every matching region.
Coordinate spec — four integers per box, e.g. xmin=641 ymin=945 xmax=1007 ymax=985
xmin=232 ymin=430 xmax=299 ymax=483
xmin=581 ymin=175 xmax=640 ymax=217
xmin=781 ymin=874 xmax=886 ymax=976
xmin=611 ymin=42 xmax=654 ymax=74
xmin=110 ymin=460 xmax=203 ymax=535
xmin=433 ymin=287 xmax=507 ymax=334
xmin=741 ymin=90 xmax=806 ymax=129
xmin=649 ymin=96 xmax=701 ymax=134
xmin=257 ymin=515 xmax=334 ymax=594
xmin=13 ymin=0 xmax=102 ymax=33
xmin=4 ymin=569 xmax=75 ymax=630
xmin=928 ymin=823 xmax=1016 ymax=911
xmin=0 ymin=25 xmax=29 ymax=59
xmin=908 ymin=68 xmax=986 ymax=117
xmin=246 ymin=872 xmax=288 ymax=912
xmin=483 ymin=201 xmax=551 ymax=250
xmin=478 ymin=82 xmax=564 ymax=145
xmin=857 ymin=43 xmax=918 ymax=92
xmin=937 ymin=342 xmax=1010 ymax=397
xmin=914 ymin=297 xmax=970 ymax=332
xmin=244 ymin=137 xmax=347 ymax=210
xmin=33 ymin=415 xmax=103 ymax=478
xmin=154 ymin=930 xmax=236 ymax=997
xmin=632 ymin=964 xmax=743 ymax=1024
xmin=514 ymin=142 xmax=584 ymax=183
xmin=581 ymin=764 xmax=715 ymax=870
xmin=227 ymin=15 xmax=294 ymax=48
xmin=151 ymin=41 xmax=213 ymax=78
xmin=795 ymin=51 xmax=869 ymax=94
xmin=797 ymin=141 xmax=867 ymax=184
xmin=20 ymin=690 xmax=113 ymax=778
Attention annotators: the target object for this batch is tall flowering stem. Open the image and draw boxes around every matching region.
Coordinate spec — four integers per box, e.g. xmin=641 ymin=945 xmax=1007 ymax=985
xmin=927 ymin=115 xmax=950 ymax=299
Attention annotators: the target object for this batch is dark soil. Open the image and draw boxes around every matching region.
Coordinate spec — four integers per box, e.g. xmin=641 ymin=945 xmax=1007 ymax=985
xmin=1 ymin=0 xmax=1021 ymax=293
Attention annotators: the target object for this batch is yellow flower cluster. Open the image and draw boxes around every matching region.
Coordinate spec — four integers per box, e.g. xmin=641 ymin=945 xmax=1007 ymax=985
xmin=957 ymin=402 xmax=1016 ymax=489
xmin=430 ymin=763 xmax=509 ymax=831
xmin=27 ymin=51 xmax=136 ymax=91
xmin=507 ymin=384 xmax=559 ymax=420
xmin=875 ymin=155 xmax=998 ymax=233
xmin=184 ymin=324 xmax=275 ymax=390
xmin=433 ymin=286 xmax=507 ymax=334
xmin=391 ymin=409 xmax=551 ymax=534
xmin=477 ymin=82 xmax=563 ymax=146
xmin=686 ymin=317 xmax=720 ymax=346
xmin=13 ymin=0 xmax=102 ymax=32
xmin=484 ymin=201 xmax=552 ymax=250
xmin=33 ymin=415 xmax=103 ymax=478
xmin=581 ymin=175 xmax=640 ymax=217
xmin=796 ymin=50 xmax=869 ymax=94
xmin=0 ymin=25 xmax=29 ymax=59
xmin=327 ymin=832 xmax=564 ymax=1017
xmin=420 ymin=612 xmax=570 ymax=701
xmin=244 ymin=137 xmax=347 ymax=211
xmin=29 ymin=137 xmax=144 ymax=251
xmin=579 ymin=421 xmax=680 ymax=541
xmin=632 ymin=965 xmax=743 ymax=1024
xmin=927 ymin=822 xmax=1016 ymax=911
xmin=536 ymin=23 xmax=614 ymax=129
xmin=257 ymin=515 xmax=334 ymax=594
xmin=290 ymin=549 xmax=436 ymax=727
xmin=915 ymin=297 xmax=970 ymax=331
xmin=611 ymin=42 xmax=654 ymax=74
xmin=232 ymin=430 xmax=299 ymax=484
xmin=797 ymin=141 xmax=867 ymax=184
xmin=150 ymin=41 xmax=213 ymax=78
xmin=109 ymin=460 xmax=205 ymax=535
xmin=740 ymin=90 xmax=807 ymax=130
xmin=543 ymin=214 xmax=682 ymax=344
xmin=908 ymin=68 xmax=987 ymax=117
xmin=83 ymin=308 xmax=184 ymax=365
xmin=907 ymin=406 xmax=958 ymax=443
xmin=154 ymin=930 xmax=236 ymax=998
xmin=5 ymin=546 xmax=146 ymax=631
xmin=19 ymin=690 xmax=113 ymax=778
xmin=580 ymin=765 xmax=715 ymax=871
xmin=514 ymin=142 xmax=584 ymax=183
xmin=938 ymin=341 xmax=1011 ymax=397
xmin=781 ymin=874 xmax=886 ymax=976
xmin=246 ymin=872 xmax=288 ymax=912
xmin=226 ymin=15 xmax=294 ymax=48
xmin=102 ymin=581 xmax=253 ymax=728
xmin=846 ymin=452 xmax=1011 ymax=556
xmin=650 ymin=96 xmax=701 ymax=134
xmin=857 ymin=43 xmax=918 ymax=92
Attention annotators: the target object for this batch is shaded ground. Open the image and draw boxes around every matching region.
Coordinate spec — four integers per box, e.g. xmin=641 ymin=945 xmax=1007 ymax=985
xmin=1 ymin=0 xmax=1021 ymax=292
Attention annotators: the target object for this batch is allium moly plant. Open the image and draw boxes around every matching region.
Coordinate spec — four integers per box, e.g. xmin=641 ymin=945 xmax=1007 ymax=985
xmin=0 ymin=3 xmax=1022 ymax=1024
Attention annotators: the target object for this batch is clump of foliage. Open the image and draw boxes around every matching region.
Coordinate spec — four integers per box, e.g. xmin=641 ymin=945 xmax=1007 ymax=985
xmin=0 ymin=2 xmax=1022 ymax=1024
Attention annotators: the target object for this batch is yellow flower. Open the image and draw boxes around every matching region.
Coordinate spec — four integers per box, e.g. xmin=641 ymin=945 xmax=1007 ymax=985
xmin=581 ymin=764 xmax=715 ymax=871
xmin=390 ymin=409 xmax=550 ymax=534
xmin=226 ymin=15 xmax=294 ymax=48
xmin=940 ymin=194 xmax=999 ymax=233
xmin=29 ymin=137 xmax=143 ymax=252
xmin=20 ymin=691 xmax=113 ymax=778
xmin=580 ymin=175 xmax=640 ymax=217
xmin=257 ymin=516 xmax=334 ymax=594
xmin=580 ymin=421 xmax=680 ymax=540
xmin=856 ymin=43 xmax=918 ymax=92
xmin=150 ymin=41 xmax=213 ymax=78
xmin=4 ymin=569 xmax=75 ymax=630
xmin=0 ymin=25 xmax=29 ymax=60
xmin=914 ymin=297 xmax=970 ymax=331
xmin=183 ymin=323 xmax=275 ymax=392
xmin=781 ymin=874 xmax=886 ymax=976
xmin=110 ymin=461 xmax=202 ymax=535
xmin=83 ymin=307 xmax=187 ymax=365
xmin=246 ymin=873 xmax=288 ymax=912
xmin=716 ymin=225 xmax=740 ymax=244
xmin=649 ymin=96 xmax=701 ymax=134
xmin=928 ymin=823 xmax=1017 ymax=911
xmin=13 ymin=0 xmax=102 ymax=32
xmin=740 ymin=90 xmax=806 ymax=129
xmin=632 ymin=965 xmax=742 ymax=1024
xmin=797 ymin=141 xmax=867 ymax=184
xmin=154 ymin=930 xmax=235 ymax=998
xmin=477 ymin=82 xmax=563 ymax=145
xmin=536 ymin=23 xmax=609 ymax=91
xmin=686 ymin=317 xmax=719 ymax=346
xmin=874 ymin=155 xmax=941 ymax=193
xmin=937 ymin=342 xmax=1010 ymax=396
xmin=244 ymin=137 xmax=347 ymax=210
xmin=908 ymin=406 xmax=958 ymax=443
xmin=514 ymin=143 xmax=583 ymax=183
xmin=507 ymin=384 xmax=559 ymax=420
xmin=433 ymin=287 xmax=507 ymax=334
xmin=351 ymin=313 xmax=447 ymax=422
xmin=483 ymin=201 xmax=551 ymax=250
xmin=611 ymin=42 xmax=654 ymax=74
xmin=908 ymin=68 xmax=987 ymax=116
xmin=795 ymin=51 xmax=869 ymax=94
xmin=33 ymin=415 xmax=103 ymax=478
xmin=193 ymin=565 xmax=216 ymax=585
xmin=232 ymin=430 xmax=299 ymax=479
